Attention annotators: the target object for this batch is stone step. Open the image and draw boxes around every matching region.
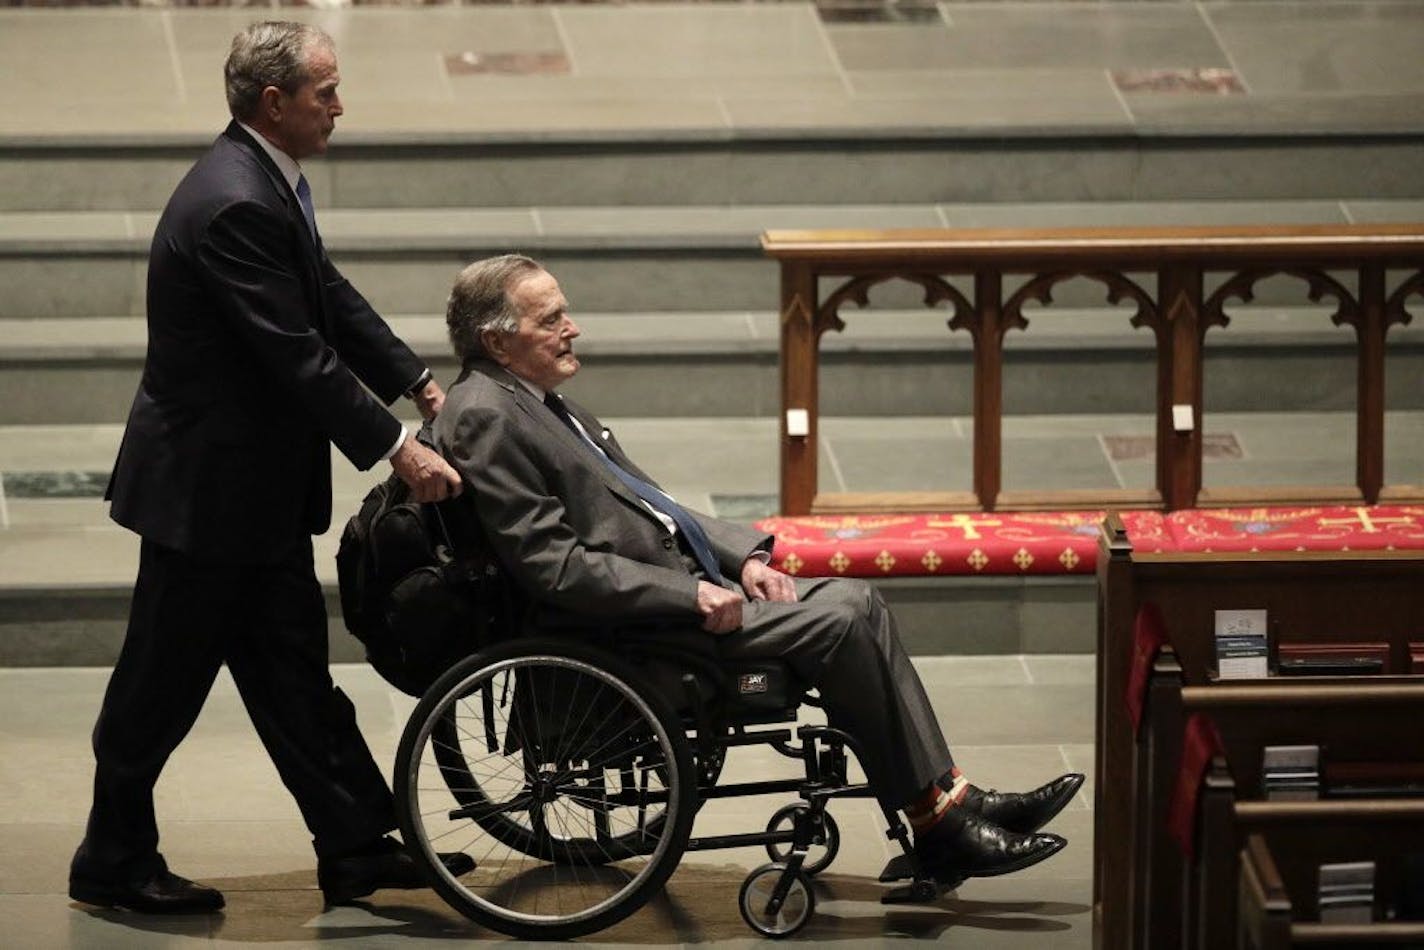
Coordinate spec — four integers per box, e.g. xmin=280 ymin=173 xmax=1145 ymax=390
xmin=0 ymin=538 xmax=1094 ymax=667
xmin=3 ymin=133 xmax=1423 ymax=213
xmin=4 ymin=306 xmax=1421 ymax=425
xmin=0 ymin=199 xmax=1417 ymax=318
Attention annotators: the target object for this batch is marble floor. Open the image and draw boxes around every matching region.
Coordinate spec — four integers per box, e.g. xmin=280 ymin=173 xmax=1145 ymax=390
xmin=1 ymin=1 xmax=1422 ymax=140
xmin=0 ymin=654 xmax=1096 ymax=949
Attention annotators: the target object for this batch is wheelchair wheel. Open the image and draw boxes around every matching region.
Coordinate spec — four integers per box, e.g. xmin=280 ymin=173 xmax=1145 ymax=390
xmin=764 ymin=804 xmax=839 ymax=876
xmin=738 ymin=862 xmax=814 ymax=938
xmin=396 ymin=637 xmax=696 ymax=940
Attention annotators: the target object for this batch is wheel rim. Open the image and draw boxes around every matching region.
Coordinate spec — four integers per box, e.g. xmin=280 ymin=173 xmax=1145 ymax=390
xmin=404 ymin=654 xmax=686 ymax=929
xmin=742 ymin=866 xmax=811 ymax=936
xmin=765 ymin=805 xmax=838 ymax=876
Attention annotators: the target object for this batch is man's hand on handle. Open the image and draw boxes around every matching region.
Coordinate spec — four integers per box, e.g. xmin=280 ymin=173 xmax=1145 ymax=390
xmin=390 ymin=435 xmax=462 ymax=502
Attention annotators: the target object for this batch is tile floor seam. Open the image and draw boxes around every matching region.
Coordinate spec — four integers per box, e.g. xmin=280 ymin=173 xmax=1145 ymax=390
xmin=549 ymin=6 xmax=581 ymax=78
xmin=1104 ymin=66 xmax=1137 ymax=127
xmin=809 ymin=4 xmax=856 ymax=99
xmin=160 ymin=10 xmax=186 ymax=106
xmin=433 ymin=48 xmax=455 ymax=103
xmin=1194 ymin=0 xmax=1253 ymax=96
xmin=1098 ymin=430 xmax=1132 ymax=490
xmin=821 ymin=432 xmax=849 ymax=493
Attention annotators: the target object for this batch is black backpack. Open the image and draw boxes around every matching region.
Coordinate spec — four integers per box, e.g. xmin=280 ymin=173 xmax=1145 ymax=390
xmin=335 ymin=465 xmax=502 ymax=697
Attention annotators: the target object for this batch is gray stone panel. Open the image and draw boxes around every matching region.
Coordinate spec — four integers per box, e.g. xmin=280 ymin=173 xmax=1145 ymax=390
xmin=1131 ymin=139 xmax=1424 ymax=200
xmin=831 ymin=4 xmax=1227 ymax=72
xmin=0 ymin=151 xmax=199 ymax=212
xmin=0 ymin=363 xmax=143 ymax=425
xmin=0 ymin=258 xmax=140 ymax=318
xmin=1206 ymin=1 xmax=1424 ymax=96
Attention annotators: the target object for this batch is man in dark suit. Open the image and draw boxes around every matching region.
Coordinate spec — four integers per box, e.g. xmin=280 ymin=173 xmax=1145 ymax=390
xmin=70 ymin=22 xmax=469 ymax=914
xmin=433 ymin=254 xmax=1084 ymax=887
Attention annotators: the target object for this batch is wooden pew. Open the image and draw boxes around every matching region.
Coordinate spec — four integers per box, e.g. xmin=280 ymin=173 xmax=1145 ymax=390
xmin=1240 ymin=832 xmax=1424 ymax=949
xmin=1096 ymin=519 xmax=1424 ymax=950
xmin=1132 ymin=658 xmax=1424 ymax=949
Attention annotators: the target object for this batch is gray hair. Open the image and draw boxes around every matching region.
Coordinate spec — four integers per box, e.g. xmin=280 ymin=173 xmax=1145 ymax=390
xmin=225 ymin=21 xmax=333 ymax=122
xmin=447 ymin=254 xmax=545 ymax=362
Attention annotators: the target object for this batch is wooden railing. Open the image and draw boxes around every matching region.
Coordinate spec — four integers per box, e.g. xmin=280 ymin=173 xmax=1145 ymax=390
xmin=763 ymin=225 xmax=1424 ymax=515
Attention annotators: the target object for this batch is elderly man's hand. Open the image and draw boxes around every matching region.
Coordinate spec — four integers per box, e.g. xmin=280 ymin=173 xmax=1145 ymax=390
xmin=697 ymin=581 xmax=743 ymax=635
xmin=412 ymin=380 xmax=446 ymax=421
xmin=390 ymin=436 xmax=463 ymax=502
xmin=740 ymin=558 xmax=797 ymax=603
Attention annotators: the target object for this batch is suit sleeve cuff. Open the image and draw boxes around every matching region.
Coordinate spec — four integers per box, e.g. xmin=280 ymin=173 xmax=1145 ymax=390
xmin=380 ymin=426 xmax=408 ymax=461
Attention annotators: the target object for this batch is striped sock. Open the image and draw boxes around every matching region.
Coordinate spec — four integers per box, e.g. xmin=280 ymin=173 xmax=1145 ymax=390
xmin=905 ymin=767 xmax=970 ymax=834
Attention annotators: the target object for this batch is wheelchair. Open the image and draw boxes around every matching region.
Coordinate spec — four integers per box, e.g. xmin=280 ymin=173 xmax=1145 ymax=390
xmin=350 ymin=490 xmax=956 ymax=939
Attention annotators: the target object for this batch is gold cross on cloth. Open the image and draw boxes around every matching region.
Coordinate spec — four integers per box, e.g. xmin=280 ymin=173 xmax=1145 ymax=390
xmin=926 ymin=513 xmax=1003 ymax=540
xmin=1317 ymin=507 xmax=1415 ymax=534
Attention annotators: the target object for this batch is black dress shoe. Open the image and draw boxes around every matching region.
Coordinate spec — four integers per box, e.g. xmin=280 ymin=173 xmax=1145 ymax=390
xmin=318 ymin=837 xmax=475 ymax=905
xmin=69 ymin=870 xmax=225 ymax=914
xmin=914 ymin=807 xmax=1066 ymax=881
xmin=959 ymin=773 xmax=1085 ymax=834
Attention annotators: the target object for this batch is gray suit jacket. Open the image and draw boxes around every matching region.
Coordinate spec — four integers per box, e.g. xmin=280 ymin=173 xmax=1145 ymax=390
xmin=433 ymin=360 xmax=772 ymax=628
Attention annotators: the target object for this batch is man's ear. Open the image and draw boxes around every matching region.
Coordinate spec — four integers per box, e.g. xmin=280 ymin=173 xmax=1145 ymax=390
xmin=481 ymin=328 xmax=510 ymax=365
xmin=259 ymin=85 xmax=285 ymax=124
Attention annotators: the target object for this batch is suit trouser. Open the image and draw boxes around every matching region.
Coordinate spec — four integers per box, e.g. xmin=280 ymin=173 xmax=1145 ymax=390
xmin=72 ymin=538 xmax=395 ymax=883
xmin=715 ymin=576 xmax=953 ymax=808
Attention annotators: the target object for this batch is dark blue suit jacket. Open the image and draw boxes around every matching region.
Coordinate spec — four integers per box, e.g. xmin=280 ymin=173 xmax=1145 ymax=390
xmin=108 ymin=122 xmax=424 ymax=562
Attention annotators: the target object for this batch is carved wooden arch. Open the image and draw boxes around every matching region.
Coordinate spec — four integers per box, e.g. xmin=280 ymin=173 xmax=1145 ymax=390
xmin=1002 ymin=269 xmax=1160 ymax=342
xmin=1385 ymin=268 xmax=1424 ymax=331
xmin=816 ymin=272 xmax=974 ymax=339
xmin=1202 ymin=268 xmax=1360 ymax=336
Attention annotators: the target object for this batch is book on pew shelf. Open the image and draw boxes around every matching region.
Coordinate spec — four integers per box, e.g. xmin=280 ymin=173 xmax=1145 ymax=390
xmin=1214 ymin=609 xmax=1269 ymax=679
xmin=1277 ymin=641 xmax=1390 ymax=677
xmin=1263 ymin=745 xmax=1320 ymax=801
xmin=1324 ymin=760 xmax=1424 ymax=799
xmin=1318 ymin=861 xmax=1374 ymax=924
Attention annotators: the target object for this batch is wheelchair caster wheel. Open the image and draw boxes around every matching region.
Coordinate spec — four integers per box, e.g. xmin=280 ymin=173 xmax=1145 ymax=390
xmin=765 ymin=804 xmax=840 ymax=876
xmin=739 ymin=862 xmax=814 ymax=938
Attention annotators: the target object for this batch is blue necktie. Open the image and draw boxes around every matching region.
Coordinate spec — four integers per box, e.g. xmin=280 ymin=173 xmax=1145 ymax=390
xmin=543 ymin=392 xmax=724 ymax=585
xmin=295 ymin=174 xmax=319 ymax=243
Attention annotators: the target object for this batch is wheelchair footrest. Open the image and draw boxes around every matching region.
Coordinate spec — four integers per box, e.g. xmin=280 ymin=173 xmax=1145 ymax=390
xmin=877 ymin=853 xmax=961 ymax=904
xmin=878 ymin=852 xmax=917 ymax=883
xmin=881 ymin=879 xmax=952 ymax=905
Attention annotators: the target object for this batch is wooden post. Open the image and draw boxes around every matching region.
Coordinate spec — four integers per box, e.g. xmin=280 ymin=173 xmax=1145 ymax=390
xmin=1193 ymin=762 xmax=1239 ymax=950
xmin=1157 ymin=264 xmax=1204 ymax=510
xmin=973 ymin=270 xmax=1003 ymax=510
xmin=1139 ymin=653 xmax=1187 ymax=950
xmin=779 ymin=262 xmax=819 ymax=515
xmin=1095 ymin=514 xmax=1136 ymax=950
xmin=1356 ymin=263 xmax=1386 ymax=503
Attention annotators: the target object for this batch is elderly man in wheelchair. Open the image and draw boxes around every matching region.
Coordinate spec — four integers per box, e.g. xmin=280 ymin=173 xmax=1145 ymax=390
xmin=362 ymin=254 xmax=1082 ymax=939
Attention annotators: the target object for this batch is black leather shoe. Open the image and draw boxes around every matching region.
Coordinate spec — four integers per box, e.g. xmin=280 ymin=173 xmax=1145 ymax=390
xmin=960 ymin=773 xmax=1085 ymax=834
xmin=914 ymin=807 xmax=1066 ymax=881
xmin=69 ymin=870 xmax=225 ymax=914
xmin=318 ymin=837 xmax=475 ymax=905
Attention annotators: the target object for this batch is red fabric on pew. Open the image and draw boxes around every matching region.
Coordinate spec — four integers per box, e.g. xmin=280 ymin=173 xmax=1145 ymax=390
xmin=755 ymin=510 xmax=1170 ymax=577
xmin=1166 ymin=713 xmax=1226 ymax=861
xmin=1125 ymin=602 xmax=1169 ymax=735
xmin=1164 ymin=505 xmax=1424 ymax=553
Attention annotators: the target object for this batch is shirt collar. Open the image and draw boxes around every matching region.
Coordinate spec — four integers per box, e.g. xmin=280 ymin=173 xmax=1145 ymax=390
xmin=237 ymin=121 xmax=303 ymax=194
